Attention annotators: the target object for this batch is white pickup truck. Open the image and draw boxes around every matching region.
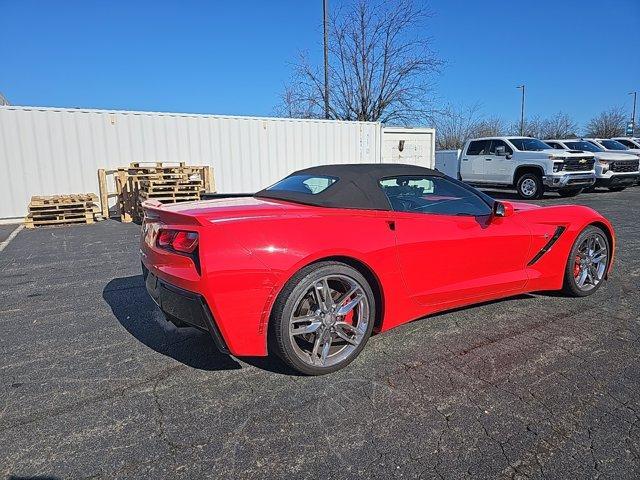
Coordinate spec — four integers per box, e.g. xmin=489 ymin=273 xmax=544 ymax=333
xmin=436 ymin=136 xmax=596 ymax=199
xmin=545 ymin=138 xmax=640 ymax=191
xmin=612 ymin=137 xmax=640 ymax=151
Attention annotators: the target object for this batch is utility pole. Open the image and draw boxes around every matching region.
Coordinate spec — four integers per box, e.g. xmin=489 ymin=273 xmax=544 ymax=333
xmin=323 ymin=0 xmax=330 ymax=119
xmin=630 ymin=91 xmax=637 ymax=136
xmin=517 ymin=85 xmax=525 ymax=136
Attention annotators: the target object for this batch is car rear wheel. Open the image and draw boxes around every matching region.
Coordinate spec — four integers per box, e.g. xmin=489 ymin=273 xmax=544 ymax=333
xmin=562 ymin=226 xmax=610 ymax=297
xmin=270 ymin=261 xmax=375 ymax=375
xmin=558 ymin=188 xmax=582 ymax=197
xmin=516 ymin=172 xmax=543 ymax=199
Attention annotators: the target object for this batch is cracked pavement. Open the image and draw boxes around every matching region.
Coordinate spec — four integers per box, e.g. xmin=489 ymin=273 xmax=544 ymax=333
xmin=1 ymin=188 xmax=639 ymax=479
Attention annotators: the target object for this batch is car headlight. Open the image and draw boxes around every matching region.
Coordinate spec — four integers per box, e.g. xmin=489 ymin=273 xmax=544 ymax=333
xmin=548 ymin=155 xmax=564 ymax=160
xmin=553 ymin=161 xmax=564 ymax=172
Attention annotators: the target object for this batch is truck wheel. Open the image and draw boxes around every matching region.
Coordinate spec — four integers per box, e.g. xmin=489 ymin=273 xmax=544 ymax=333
xmin=558 ymin=188 xmax=582 ymax=198
xmin=516 ymin=173 xmax=543 ymax=199
xmin=608 ymin=186 xmax=626 ymax=192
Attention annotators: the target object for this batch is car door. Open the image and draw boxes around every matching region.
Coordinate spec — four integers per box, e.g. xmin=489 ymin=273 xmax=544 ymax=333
xmin=379 ymin=175 xmax=531 ymax=307
xmin=484 ymin=139 xmax=514 ymax=184
xmin=460 ymin=140 xmax=489 ymax=183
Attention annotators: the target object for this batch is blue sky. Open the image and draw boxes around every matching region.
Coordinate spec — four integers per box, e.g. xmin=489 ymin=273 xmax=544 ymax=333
xmin=1 ymin=0 xmax=638 ymax=128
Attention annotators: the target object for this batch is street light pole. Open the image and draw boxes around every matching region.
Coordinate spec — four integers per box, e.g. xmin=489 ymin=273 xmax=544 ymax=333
xmin=323 ymin=0 xmax=330 ymax=119
xmin=517 ymin=85 xmax=525 ymax=136
xmin=630 ymin=91 xmax=637 ymax=136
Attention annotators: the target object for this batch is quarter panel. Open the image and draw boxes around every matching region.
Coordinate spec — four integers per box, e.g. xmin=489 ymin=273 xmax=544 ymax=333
xmin=212 ymin=208 xmax=415 ymax=335
xmin=517 ymin=205 xmax=615 ymax=291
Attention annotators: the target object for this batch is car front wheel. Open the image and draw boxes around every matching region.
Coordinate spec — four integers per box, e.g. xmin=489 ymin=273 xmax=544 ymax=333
xmin=270 ymin=261 xmax=375 ymax=375
xmin=562 ymin=226 xmax=610 ymax=297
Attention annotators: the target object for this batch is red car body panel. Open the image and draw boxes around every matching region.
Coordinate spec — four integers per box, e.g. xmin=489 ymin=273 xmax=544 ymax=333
xmin=140 ymin=196 xmax=615 ymax=357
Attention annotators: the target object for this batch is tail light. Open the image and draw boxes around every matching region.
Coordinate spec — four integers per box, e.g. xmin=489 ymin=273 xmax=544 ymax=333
xmin=156 ymin=229 xmax=199 ymax=254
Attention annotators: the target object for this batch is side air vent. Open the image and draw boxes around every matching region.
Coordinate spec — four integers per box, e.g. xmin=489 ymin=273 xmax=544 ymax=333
xmin=527 ymin=226 xmax=566 ymax=266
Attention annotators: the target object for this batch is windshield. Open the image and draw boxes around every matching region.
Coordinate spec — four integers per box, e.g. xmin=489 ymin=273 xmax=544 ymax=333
xmin=509 ymin=138 xmax=552 ymax=151
xmin=600 ymin=140 xmax=629 ymax=151
xmin=565 ymin=141 xmax=602 ymax=152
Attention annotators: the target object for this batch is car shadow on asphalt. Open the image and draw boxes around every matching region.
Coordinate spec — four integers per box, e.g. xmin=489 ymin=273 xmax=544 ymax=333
xmin=103 ymin=275 xmax=299 ymax=375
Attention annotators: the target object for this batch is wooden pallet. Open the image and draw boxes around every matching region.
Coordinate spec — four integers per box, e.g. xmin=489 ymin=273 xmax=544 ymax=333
xmin=25 ymin=194 xmax=98 ymax=228
xmin=98 ymin=163 xmax=215 ymax=223
xmin=30 ymin=194 xmax=97 ymax=206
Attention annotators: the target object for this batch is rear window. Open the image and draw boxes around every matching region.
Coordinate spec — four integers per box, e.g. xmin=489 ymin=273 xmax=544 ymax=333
xmin=266 ymin=174 xmax=337 ymax=195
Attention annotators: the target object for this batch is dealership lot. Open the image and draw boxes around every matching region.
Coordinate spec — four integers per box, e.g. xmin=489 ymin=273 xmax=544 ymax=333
xmin=1 ymin=189 xmax=639 ymax=479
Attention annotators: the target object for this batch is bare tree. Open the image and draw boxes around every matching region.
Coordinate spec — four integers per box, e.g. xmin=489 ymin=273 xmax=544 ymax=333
xmin=473 ymin=117 xmax=506 ymax=138
xmin=435 ymin=104 xmax=507 ymax=149
xmin=507 ymin=115 xmax=545 ymax=138
xmin=435 ymin=104 xmax=482 ymax=150
xmin=275 ymin=86 xmax=319 ymax=119
xmin=585 ymin=106 xmax=627 ymax=137
xmin=540 ymin=112 xmax=578 ymax=139
xmin=280 ymin=0 xmax=443 ymax=124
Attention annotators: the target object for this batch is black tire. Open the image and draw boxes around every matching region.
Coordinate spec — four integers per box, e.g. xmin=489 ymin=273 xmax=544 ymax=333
xmin=562 ymin=226 xmax=610 ymax=297
xmin=165 ymin=313 xmax=190 ymax=328
xmin=583 ymin=185 xmax=596 ymax=193
xmin=516 ymin=172 xmax=544 ymax=199
xmin=270 ymin=261 xmax=376 ymax=375
xmin=608 ymin=186 xmax=626 ymax=192
xmin=558 ymin=188 xmax=582 ymax=198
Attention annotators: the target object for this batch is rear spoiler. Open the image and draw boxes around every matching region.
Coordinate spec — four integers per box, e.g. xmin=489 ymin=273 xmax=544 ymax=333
xmin=200 ymin=193 xmax=255 ymax=200
xmin=141 ymin=199 xmax=202 ymax=226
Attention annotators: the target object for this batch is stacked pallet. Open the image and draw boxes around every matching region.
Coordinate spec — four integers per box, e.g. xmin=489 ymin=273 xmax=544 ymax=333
xmin=25 ymin=194 xmax=99 ymax=229
xmin=121 ymin=162 xmax=210 ymax=222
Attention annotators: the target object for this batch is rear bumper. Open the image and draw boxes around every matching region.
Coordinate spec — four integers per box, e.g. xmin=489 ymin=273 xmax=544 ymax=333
xmin=542 ymin=172 xmax=595 ymax=189
xmin=142 ymin=264 xmax=229 ymax=354
xmin=595 ymin=173 xmax=639 ymax=188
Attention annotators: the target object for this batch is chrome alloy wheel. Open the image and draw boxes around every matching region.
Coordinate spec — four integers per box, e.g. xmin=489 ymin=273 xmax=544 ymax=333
xmin=521 ymin=178 xmax=537 ymax=197
xmin=573 ymin=233 xmax=608 ymax=291
xmin=288 ymin=274 xmax=370 ymax=368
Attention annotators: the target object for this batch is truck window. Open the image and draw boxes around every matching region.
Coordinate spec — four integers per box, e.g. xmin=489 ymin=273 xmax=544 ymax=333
xmin=488 ymin=140 xmax=513 ymax=155
xmin=509 ymin=138 xmax=552 ymax=151
xmin=616 ymin=139 xmax=635 ymax=148
xmin=466 ymin=140 xmax=490 ymax=155
xmin=546 ymin=142 xmax=563 ymax=149
xmin=599 ymin=140 xmax=628 ymax=151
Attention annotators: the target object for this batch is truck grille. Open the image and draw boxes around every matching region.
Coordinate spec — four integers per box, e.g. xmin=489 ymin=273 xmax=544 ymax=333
xmin=564 ymin=157 xmax=595 ymax=172
xmin=610 ymin=160 xmax=640 ymax=173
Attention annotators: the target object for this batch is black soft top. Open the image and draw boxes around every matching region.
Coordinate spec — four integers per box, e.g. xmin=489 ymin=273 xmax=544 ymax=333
xmin=255 ymin=163 xmax=444 ymax=210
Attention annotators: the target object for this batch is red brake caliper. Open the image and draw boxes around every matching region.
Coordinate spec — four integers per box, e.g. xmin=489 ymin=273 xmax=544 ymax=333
xmin=573 ymin=255 xmax=581 ymax=277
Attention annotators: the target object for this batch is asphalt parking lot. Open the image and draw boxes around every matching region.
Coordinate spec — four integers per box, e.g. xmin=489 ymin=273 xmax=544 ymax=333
xmin=1 ymin=188 xmax=639 ymax=479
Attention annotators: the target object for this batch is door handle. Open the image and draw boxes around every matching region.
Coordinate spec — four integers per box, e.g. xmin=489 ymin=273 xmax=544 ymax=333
xmin=462 ymin=158 xmax=469 ymax=162
xmin=485 ymin=158 xmax=492 ymax=161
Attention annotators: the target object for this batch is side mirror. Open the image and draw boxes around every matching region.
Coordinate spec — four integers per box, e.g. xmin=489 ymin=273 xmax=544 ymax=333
xmin=493 ymin=201 xmax=514 ymax=218
xmin=495 ymin=145 xmax=507 ymax=156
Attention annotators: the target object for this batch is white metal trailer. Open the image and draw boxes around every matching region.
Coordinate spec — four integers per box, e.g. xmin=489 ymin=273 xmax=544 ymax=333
xmin=0 ymin=105 xmax=434 ymax=220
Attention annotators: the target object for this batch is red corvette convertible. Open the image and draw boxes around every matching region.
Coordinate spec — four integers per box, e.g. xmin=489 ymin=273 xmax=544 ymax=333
xmin=140 ymin=164 xmax=614 ymax=375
